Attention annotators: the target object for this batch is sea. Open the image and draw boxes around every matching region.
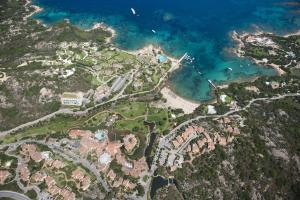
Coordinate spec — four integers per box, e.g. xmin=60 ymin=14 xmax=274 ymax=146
xmin=32 ymin=0 xmax=300 ymax=102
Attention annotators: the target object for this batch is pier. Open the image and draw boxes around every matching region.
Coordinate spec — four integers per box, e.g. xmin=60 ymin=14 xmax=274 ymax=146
xmin=178 ymin=53 xmax=188 ymax=64
xmin=208 ymin=80 xmax=217 ymax=89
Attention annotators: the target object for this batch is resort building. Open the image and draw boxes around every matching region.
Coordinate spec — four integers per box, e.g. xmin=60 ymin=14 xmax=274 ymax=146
xmin=61 ymin=92 xmax=83 ymax=106
xmin=111 ymin=76 xmax=126 ymax=92
xmin=94 ymin=85 xmax=110 ymax=102
xmin=123 ymin=134 xmax=138 ymax=152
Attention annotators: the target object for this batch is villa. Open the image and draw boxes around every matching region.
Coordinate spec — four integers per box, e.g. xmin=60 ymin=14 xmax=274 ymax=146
xmin=123 ymin=134 xmax=138 ymax=152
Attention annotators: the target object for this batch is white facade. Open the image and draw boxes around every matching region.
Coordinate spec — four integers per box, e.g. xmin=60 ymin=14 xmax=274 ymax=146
xmin=61 ymin=92 xmax=83 ymax=106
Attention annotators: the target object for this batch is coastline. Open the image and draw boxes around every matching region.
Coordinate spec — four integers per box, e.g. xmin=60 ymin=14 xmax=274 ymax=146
xmin=24 ymin=0 xmax=43 ymax=21
xmin=25 ymin=0 xmax=195 ymax=108
xmin=231 ymin=30 xmax=286 ymax=76
xmin=284 ymin=29 xmax=300 ymax=37
xmin=87 ymin=23 xmax=117 ymax=43
xmin=157 ymin=87 xmax=200 ymax=114
xmin=24 ymin=0 xmax=298 ymax=107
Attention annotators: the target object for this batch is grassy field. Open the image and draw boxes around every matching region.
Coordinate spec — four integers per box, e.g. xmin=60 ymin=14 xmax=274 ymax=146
xmin=115 ymin=117 xmax=147 ymax=134
xmin=1 ymin=116 xmax=85 ymax=144
xmin=113 ymin=101 xmax=147 ymax=118
xmin=147 ymin=107 xmax=170 ymax=133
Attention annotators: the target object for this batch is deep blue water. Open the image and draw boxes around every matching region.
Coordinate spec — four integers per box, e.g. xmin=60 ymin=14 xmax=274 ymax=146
xmin=33 ymin=0 xmax=300 ymax=101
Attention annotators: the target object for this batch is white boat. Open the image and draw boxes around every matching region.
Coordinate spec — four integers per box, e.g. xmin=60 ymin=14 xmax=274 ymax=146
xmin=131 ymin=8 xmax=136 ymax=15
xmin=227 ymin=67 xmax=233 ymax=71
xmin=152 ymin=29 xmax=156 ymax=33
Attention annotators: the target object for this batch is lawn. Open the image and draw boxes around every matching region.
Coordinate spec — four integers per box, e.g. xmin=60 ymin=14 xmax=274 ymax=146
xmin=148 ymin=107 xmax=170 ymax=133
xmin=85 ymin=111 xmax=109 ymax=127
xmin=115 ymin=117 xmax=147 ymax=134
xmin=2 ymin=116 xmax=85 ymax=144
xmin=113 ymin=101 xmax=147 ymax=118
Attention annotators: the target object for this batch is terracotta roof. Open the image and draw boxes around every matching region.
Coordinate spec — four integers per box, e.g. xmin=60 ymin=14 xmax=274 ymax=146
xmin=195 ymin=126 xmax=204 ymax=133
xmin=0 ymin=170 xmax=10 ymax=184
xmin=52 ymin=160 xmax=65 ymax=169
xmin=107 ymin=170 xmax=116 ymax=181
xmin=122 ymin=157 xmax=148 ymax=178
xmin=69 ymin=129 xmax=93 ymax=139
xmin=45 ymin=176 xmax=56 ymax=187
xmin=182 ymin=126 xmax=194 ymax=140
xmin=20 ymin=144 xmax=43 ymax=162
xmin=31 ymin=171 xmax=46 ymax=183
xmin=223 ymin=117 xmax=231 ymax=124
xmin=45 ymin=175 xmax=76 ymax=199
xmin=20 ymin=164 xmax=30 ymax=182
xmin=172 ymin=140 xmax=180 ymax=148
xmin=176 ymin=135 xmax=184 ymax=145
xmin=71 ymin=169 xmax=90 ymax=191
xmin=233 ymin=127 xmax=241 ymax=136
xmin=105 ymin=141 xmax=122 ymax=157
xmin=72 ymin=169 xmax=84 ymax=181
xmin=192 ymin=143 xmax=200 ymax=154
xmin=60 ymin=188 xmax=76 ymax=200
xmin=123 ymin=134 xmax=138 ymax=152
xmin=122 ymin=179 xmax=136 ymax=190
xmin=81 ymin=176 xmax=91 ymax=191
xmin=197 ymin=139 xmax=206 ymax=149
xmin=112 ymin=177 xmax=123 ymax=188
xmin=186 ymin=144 xmax=192 ymax=152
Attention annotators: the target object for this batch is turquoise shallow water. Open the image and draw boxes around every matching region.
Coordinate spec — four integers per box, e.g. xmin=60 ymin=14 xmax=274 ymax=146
xmin=32 ymin=0 xmax=300 ymax=101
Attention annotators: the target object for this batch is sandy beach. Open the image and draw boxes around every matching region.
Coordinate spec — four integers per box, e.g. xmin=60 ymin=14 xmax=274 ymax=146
xmin=159 ymin=87 xmax=200 ymax=114
xmin=252 ymin=58 xmax=286 ymax=76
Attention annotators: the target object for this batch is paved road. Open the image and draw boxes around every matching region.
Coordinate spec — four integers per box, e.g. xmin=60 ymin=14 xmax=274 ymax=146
xmin=0 ymin=191 xmax=30 ymax=200
xmin=38 ymin=141 xmax=111 ymax=192
xmin=0 ymin=54 xmax=185 ymax=138
xmin=0 ymin=139 xmax=111 ymax=193
xmin=143 ymin=92 xmax=300 ymax=199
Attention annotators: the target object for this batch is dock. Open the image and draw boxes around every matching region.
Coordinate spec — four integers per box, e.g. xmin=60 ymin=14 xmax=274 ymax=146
xmin=208 ymin=80 xmax=217 ymax=89
xmin=178 ymin=53 xmax=188 ymax=64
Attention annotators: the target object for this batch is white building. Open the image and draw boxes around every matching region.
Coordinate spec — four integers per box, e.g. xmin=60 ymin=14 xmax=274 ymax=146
xmin=61 ymin=92 xmax=83 ymax=106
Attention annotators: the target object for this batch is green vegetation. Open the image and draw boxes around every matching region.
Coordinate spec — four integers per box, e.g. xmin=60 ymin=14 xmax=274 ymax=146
xmin=2 ymin=115 xmax=85 ymax=144
xmin=147 ymin=107 xmax=170 ymax=133
xmin=0 ymin=152 xmax=18 ymax=181
xmin=25 ymin=85 xmax=40 ymax=97
xmin=246 ymin=46 xmax=269 ymax=58
xmin=242 ymin=34 xmax=300 ymax=71
xmin=0 ymin=107 xmax=19 ymax=118
xmin=113 ymin=102 xmax=147 ymax=118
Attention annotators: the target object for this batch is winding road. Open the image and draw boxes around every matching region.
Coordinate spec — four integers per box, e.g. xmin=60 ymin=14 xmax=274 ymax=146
xmin=143 ymin=92 xmax=300 ymax=199
xmin=0 ymin=191 xmax=30 ymax=200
